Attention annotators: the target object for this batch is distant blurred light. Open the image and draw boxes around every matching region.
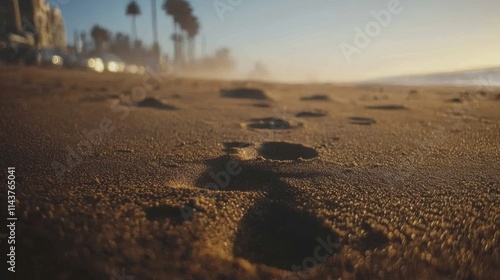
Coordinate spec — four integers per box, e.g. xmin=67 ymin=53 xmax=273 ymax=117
xmin=88 ymin=58 xmax=96 ymax=68
xmin=108 ymin=61 xmax=119 ymax=73
xmin=94 ymin=58 xmax=105 ymax=73
xmin=51 ymin=55 xmax=63 ymax=65
xmin=87 ymin=58 xmax=105 ymax=73
xmin=126 ymin=64 xmax=138 ymax=74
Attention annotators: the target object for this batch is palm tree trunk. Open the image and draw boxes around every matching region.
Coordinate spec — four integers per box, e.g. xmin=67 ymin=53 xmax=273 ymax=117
xmin=182 ymin=30 xmax=187 ymax=65
xmin=132 ymin=16 xmax=137 ymax=44
xmin=173 ymin=21 xmax=179 ymax=67
xmin=191 ymin=37 xmax=196 ymax=63
xmin=151 ymin=0 xmax=159 ymax=65
xmin=151 ymin=0 xmax=158 ymax=45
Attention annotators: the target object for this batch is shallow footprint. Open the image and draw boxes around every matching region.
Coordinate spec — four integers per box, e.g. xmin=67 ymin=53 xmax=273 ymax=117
xmin=244 ymin=117 xmax=293 ymax=130
xmin=220 ymin=88 xmax=270 ymax=100
xmin=365 ymin=104 xmax=407 ymax=110
xmin=296 ymin=110 xmax=327 ymax=118
xmin=252 ymin=103 xmax=273 ymax=108
xmin=300 ymin=94 xmax=330 ymax=101
xmin=349 ymin=117 xmax=376 ymax=126
xmin=136 ymin=97 xmax=178 ymax=110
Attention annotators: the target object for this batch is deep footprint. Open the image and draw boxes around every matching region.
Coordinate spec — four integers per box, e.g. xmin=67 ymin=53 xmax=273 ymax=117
xmin=234 ymin=203 xmax=339 ymax=270
xmin=259 ymin=142 xmax=319 ymax=160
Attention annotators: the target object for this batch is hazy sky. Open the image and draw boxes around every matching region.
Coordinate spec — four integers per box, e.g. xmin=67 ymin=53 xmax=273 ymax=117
xmin=49 ymin=0 xmax=500 ymax=82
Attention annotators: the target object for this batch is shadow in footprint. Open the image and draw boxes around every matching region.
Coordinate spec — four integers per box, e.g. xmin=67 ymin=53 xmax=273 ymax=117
xmin=193 ymin=147 xmax=322 ymax=193
xmin=349 ymin=117 xmax=376 ymax=126
xmin=447 ymin=97 xmax=463 ymax=103
xmin=355 ymin=221 xmax=389 ymax=250
xmin=252 ymin=103 xmax=273 ymax=108
xmin=136 ymin=97 xmax=178 ymax=110
xmin=234 ymin=202 xmax=339 ymax=270
xmin=145 ymin=204 xmax=186 ymax=225
xmin=365 ymin=105 xmax=407 ymax=110
xmin=296 ymin=110 xmax=327 ymax=118
xmin=300 ymin=94 xmax=330 ymax=101
xmin=194 ymin=156 xmax=297 ymax=194
xmin=221 ymin=88 xmax=270 ymax=100
xmin=259 ymin=142 xmax=319 ymax=160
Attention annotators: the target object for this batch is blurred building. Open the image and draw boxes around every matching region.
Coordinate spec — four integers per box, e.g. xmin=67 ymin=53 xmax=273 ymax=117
xmin=35 ymin=0 xmax=66 ymax=50
xmin=0 ymin=0 xmax=66 ymax=50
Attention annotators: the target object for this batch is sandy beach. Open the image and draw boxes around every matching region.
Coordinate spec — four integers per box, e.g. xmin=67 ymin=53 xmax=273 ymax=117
xmin=0 ymin=66 xmax=499 ymax=279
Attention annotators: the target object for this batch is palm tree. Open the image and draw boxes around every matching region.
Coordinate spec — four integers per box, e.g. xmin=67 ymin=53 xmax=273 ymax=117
xmin=126 ymin=1 xmax=141 ymax=43
xmin=164 ymin=0 xmax=193 ymax=66
xmin=186 ymin=16 xmax=199 ymax=63
xmin=177 ymin=1 xmax=192 ymax=65
xmin=164 ymin=0 xmax=178 ymax=66
xmin=164 ymin=0 xmax=182 ymax=33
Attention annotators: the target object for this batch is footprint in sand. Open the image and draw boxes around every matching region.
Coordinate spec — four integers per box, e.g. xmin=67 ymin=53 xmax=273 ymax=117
xmin=220 ymin=88 xmax=270 ymax=100
xmin=189 ymin=142 xmax=341 ymax=271
xmin=259 ymin=141 xmax=319 ymax=160
xmin=144 ymin=142 xmax=393 ymax=272
xmin=295 ymin=110 xmax=327 ymax=118
xmin=349 ymin=117 xmax=376 ymax=126
xmin=252 ymin=103 xmax=273 ymax=108
xmin=365 ymin=104 xmax=407 ymax=110
xmin=300 ymin=94 xmax=330 ymax=101
xmin=135 ymin=97 xmax=178 ymax=110
xmin=243 ymin=118 xmax=303 ymax=130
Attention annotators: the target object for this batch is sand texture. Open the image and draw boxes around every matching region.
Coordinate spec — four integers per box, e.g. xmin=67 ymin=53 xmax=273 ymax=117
xmin=0 ymin=67 xmax=499 ymax=279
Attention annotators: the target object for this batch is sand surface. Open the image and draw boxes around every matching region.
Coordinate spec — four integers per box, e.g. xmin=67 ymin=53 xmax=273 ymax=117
xmin=0 ymin=66 xmax=499 ymax=279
